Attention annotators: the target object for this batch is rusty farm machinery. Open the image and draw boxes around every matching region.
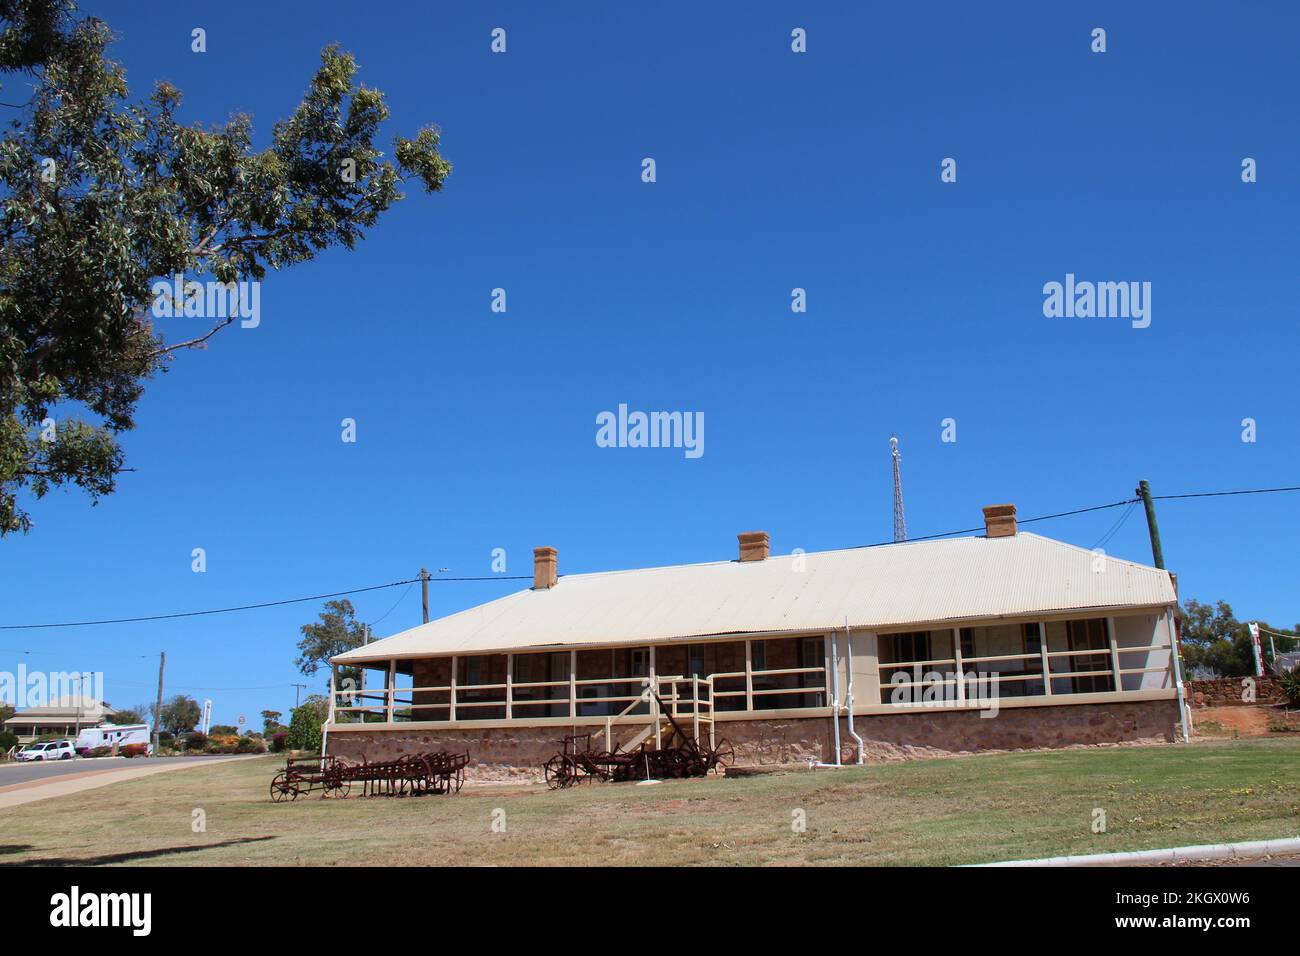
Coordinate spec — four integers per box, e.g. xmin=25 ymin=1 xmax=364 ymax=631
xmin=542 ymin=687 xmax=734 ymax=789
xmin=270 ymin=750 xmax=469 ymax=801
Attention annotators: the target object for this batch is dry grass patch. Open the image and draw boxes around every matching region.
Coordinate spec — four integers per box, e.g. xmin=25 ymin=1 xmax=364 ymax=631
xmin=2 ymin=738 xmax=1298 ymax=866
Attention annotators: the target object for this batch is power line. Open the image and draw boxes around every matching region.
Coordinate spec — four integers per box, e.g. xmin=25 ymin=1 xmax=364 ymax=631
xmin=369 ymin=582 xmax=414 ymax=626
xmin=857 ymin=498 xmax=1138 ymax=548
xmin=1090 ymin=500 xmax=1139 ymax=551
xmin=3 ymin=483 xmax=1295 ymax=632
xmin=108 ymin=678 xmax=296 ymax=692
xmin=853 ymin=483 xmax=1300 ymax=550
xmin=1153 ymin=485 xmax=1300 ymax=500
xmin=0 ymin=574 xmax=532 ymax=631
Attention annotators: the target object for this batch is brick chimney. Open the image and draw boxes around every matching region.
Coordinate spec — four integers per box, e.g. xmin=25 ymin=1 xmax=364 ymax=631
xmin=737 ymin=531 xmax=770 ymax=562
xmin=533 ymin=546 xmax=558 ymax=589
xmin=982 ymin=504 xmax=1017 ymax=538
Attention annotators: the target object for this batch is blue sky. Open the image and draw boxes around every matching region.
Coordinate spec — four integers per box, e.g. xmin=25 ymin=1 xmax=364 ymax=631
xmin=3 ymin=2 xmax=1297 ymax=725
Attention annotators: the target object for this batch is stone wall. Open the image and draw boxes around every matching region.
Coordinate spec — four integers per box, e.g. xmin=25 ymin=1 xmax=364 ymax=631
xmin=327 ymin=698 xmax=1180 ymax=782
xmin=723 ymin=699 xmax=1177 ymax=765
xmin=1186 ymin=675 xmax=1284 ymax=708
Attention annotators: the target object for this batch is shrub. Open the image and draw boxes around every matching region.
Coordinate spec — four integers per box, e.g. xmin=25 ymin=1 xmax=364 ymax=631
xmin=120 ymin=743 xmax=149 ymax=758
xmin=235 ymin=736 xmax=266 ymax=754
xmin=286 ymin=696 xmax=329 ymax=752
xmin=204 ymin=734 xmax=240 ymax=754
xmin=271 ymin=731 xmax=287 ymax=753
xmin=87 ymin=746 xmax=113 ymax=758
xmin=0 ymin=730 xmax=17 ymax=755
xmin=184 ymin=731 xmax=208 ymax=752
xmin=1280 ymin=667 xmax=1300 ymax=707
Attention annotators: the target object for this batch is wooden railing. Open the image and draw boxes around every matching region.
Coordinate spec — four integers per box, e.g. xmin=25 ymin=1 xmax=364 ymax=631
xmin=328 ymin=660 xmax=828 ymax=726
xmin=880 ymin=638 xmax=1174 ymax=702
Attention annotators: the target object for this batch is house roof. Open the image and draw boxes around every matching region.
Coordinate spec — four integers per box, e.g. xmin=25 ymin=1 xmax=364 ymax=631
xmin=4 ymin=697 xmax=115 ymax=724
xmin=332 ymin=532 xmax=1177 ymax=665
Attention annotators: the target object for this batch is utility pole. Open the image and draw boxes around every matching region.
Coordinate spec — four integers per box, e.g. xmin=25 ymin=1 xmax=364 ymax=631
xmin=1136 ymin=479 xmax=1164 ymax=569
xmin=420 ymin=567 xmax=431 ymax=624
xmin=291 ymin=683 xmax=308 ymax=707
xmin=359 ymin=623 xmax=369 ymax=696
xmin=152 ymin=651 xmax=165 ymax=757
xmin=1138 ymin=478 xmax=1189 ymax=741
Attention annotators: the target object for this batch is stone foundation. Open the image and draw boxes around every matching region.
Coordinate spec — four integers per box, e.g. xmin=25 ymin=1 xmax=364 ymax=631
xmin=1186 ymin=675 xmax=1284 ymax=708
xmin=327 ymin=698 xmax=1180 ymax=782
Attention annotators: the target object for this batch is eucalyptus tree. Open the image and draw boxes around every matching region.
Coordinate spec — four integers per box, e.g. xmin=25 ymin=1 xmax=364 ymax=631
xmin=0 ymin=0 xmax=450 ymax=532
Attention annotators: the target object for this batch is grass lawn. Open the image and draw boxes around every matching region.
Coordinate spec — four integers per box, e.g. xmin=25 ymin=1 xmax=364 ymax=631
xmin=2 ymin=738 xmax=1298 ymax=866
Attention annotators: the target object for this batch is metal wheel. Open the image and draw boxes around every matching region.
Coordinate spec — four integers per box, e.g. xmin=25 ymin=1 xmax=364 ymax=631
xmin=270 ymin=772 xmax=299 ymax=802
xmin=708 ymin=739 xmax=735 ymax=772
xmin=544 ymin=754 xmax=578 ymax=789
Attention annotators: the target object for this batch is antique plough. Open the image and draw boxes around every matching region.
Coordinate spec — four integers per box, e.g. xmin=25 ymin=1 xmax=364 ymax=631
xmin=542 ymin=694 xmax=733 ymax=790
xmin=270 ymin=750 xmax=469 ymax=801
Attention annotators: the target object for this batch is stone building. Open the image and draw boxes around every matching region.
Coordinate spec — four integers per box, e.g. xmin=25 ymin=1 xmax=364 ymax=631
xmin=326 ymin=504 xmax=1185 ymax=776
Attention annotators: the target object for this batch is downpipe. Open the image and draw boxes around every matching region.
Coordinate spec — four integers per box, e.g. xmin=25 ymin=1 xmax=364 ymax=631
xmin=815 ymin=629 xmax=845 ymax=768
xmin=845 ymin=618 xmax=864 ymax=765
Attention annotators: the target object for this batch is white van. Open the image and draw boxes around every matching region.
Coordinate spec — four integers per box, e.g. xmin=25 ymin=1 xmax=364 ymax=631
xmin=75 ymin=724 xmax=151 ymax=756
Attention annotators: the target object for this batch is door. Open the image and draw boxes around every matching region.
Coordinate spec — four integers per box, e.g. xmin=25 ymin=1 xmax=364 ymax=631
xmin=1065 ymin=619 xmax=1112 ymax=693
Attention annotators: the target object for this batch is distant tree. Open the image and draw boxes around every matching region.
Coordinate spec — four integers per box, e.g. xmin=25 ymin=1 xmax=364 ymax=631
xmin=0 ymin=702 xmax=14 ymax=725
xmin=208 ymin=724 xmax=239 ymax=737
xmin=106 ymin=707 xmax=144 ymax=724
xmin=1179 ymin=599 xmax=1297 ymax=677
xmin=158 ymin=695 xmax=201 ymax=735
xmin=296 ymin=599 xmax=364 ymax=685
xmin=0 ymin=0 xmax=450 ymax=534
xmin=260 ymin=709 xmax=285 ymax=735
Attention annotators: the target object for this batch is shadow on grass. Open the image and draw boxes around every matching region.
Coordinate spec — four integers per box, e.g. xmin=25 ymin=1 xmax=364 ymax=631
xmin=0 ymin=845 xmax=35 ymax=856
xmin=1 ymin=835 xmax=276 ymax=867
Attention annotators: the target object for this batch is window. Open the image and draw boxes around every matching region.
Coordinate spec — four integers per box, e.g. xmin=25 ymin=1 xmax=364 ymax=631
xmin=688 ymin=645 xmax=706 ymax=678
xmin=1022 ymin=623 xmax=1042 ymax=655
xmin=890 ymin=631 xmax=932 ymax=663
xmin=512 ymin=654 xmax=531 ymax=683
xmin=959 ymin=628 xmax=975 ymax=660
xmin=750 ymin=641 xmax=766 ymax=672
xmin=631 ymin=648 xmax=649 ymax=677
xmin=798 ymin=637 xmax=823 ymax=670
xmin=1062 ymin=618 xmax=1113 ymax=694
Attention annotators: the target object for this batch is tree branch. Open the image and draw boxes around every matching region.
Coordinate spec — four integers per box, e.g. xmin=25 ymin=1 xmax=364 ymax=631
xmin=149 ymin=314 xmax=236 ymax=356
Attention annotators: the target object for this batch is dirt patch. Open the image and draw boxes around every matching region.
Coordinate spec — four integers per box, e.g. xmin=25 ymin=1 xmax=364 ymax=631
xmin=1193 ymin=705 xmax=1298 ymax=738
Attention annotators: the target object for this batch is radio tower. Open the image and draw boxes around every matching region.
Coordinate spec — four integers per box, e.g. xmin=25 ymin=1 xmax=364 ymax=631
xmin=890 ymin=435 xmax=907 ymax=542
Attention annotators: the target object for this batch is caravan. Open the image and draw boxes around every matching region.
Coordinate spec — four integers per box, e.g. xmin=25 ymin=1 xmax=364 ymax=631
xmin=75 ymin=724 xmax=151 ymax=756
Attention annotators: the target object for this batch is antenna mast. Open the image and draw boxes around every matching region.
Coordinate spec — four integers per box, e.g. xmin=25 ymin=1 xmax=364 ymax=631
xmin=890 ymin=435 xmax=907 ymax=543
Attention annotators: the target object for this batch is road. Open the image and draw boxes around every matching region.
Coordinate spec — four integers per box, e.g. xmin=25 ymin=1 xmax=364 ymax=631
xmin=0 ymin=755 xmax=241 ymax=787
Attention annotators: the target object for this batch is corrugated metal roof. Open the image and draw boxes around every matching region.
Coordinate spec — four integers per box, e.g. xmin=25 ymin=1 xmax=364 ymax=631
xmin=333 ymin=532 xmax=1176 ymax=664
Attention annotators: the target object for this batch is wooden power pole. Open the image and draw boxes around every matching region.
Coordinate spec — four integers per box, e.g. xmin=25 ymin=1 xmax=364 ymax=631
xmin=421 ymin=567 xmax=430 ymax=623
xmin=152 ymin=651 xmax=165 ymax=757
xmin=1136 ymin=479 xmax=1165 ymax=569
